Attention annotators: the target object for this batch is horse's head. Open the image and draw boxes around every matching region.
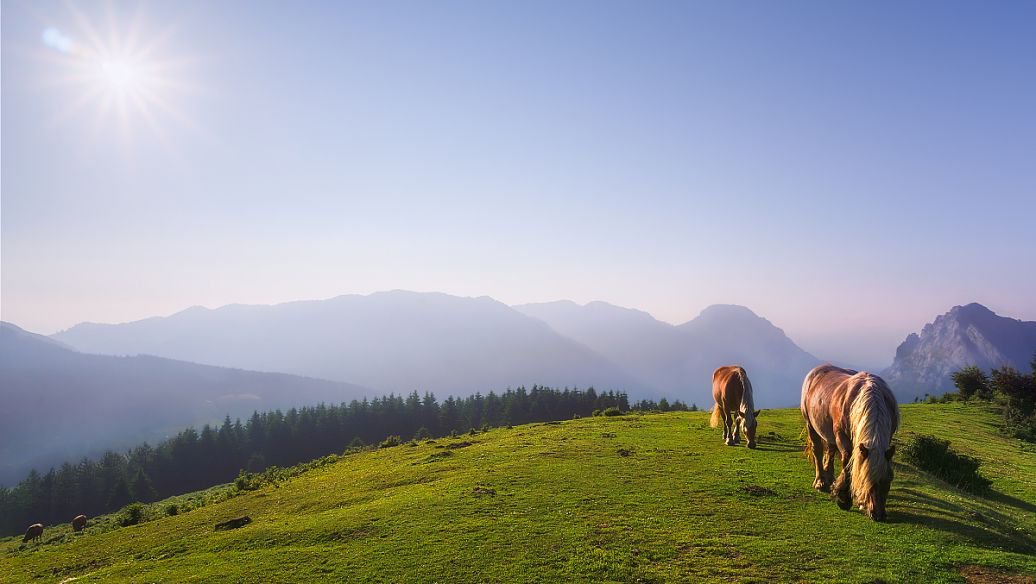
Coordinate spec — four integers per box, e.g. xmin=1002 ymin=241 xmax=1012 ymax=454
xmin=743 ymin=410 xmax=760 ymax=449
xmin=854 ymin=444 xmax=895 ymax=521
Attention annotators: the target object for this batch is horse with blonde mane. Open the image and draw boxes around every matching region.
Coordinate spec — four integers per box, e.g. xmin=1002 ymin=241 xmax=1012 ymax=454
xmin=710 ymin=365 xmax=760 ymax=448
xmin=801 ymin=364 xmax=899 ymax=521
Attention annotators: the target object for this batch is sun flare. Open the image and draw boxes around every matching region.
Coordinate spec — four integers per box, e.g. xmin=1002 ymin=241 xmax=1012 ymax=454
xmin=36 ymin=7 xmax=199 ymax=143
xmin=99 ymin=60 xmax=137 ymax=89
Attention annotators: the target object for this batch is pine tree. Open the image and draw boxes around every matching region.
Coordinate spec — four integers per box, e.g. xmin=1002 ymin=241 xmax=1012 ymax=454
xmin=107 ymin=477 xmax=133 ymax=510
xmin=130 ymin=469 xmax=158 ymax=503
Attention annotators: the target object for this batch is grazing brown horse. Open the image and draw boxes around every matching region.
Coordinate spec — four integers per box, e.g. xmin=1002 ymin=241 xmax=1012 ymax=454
xmin=23 ymin=523 xmax=43 ymax=544
xmin=710 ymin=365 xmax=760 ymax=448
xmin=801 ymin=364 xmax=899 ymax=521
xmin=72 ymin=515 xmax=87 ymax=533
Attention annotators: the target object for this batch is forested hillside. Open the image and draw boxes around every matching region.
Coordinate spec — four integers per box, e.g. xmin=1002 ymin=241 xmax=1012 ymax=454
xmin=2 ymin=404 xmax=1034 ymax=582
xmin=0 ymin=386 xmax=647 ymax=536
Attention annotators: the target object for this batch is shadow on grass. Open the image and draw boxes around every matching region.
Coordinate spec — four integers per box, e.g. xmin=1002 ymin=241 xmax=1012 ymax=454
xmin=985 ymin=490 xmax=1036 ymax=515
xmin=752 ymin=436 xmax=803 ymax=453
xmin=752 ymin=442 xmax=802 ymax=453
xmin=888 ymin=510 xmax=1036 ymax=554
xmin=891 ymin=489 xmax=1036 ymax=555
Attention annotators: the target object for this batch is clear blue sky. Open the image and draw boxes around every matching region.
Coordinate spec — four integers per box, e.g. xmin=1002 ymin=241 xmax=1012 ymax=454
xmin=2 ymin=0 xmax=1034 ymax=367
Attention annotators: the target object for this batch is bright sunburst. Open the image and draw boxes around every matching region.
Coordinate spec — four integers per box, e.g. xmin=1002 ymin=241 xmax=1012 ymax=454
xmin=37 ymin=4 xmax=200 ymax=144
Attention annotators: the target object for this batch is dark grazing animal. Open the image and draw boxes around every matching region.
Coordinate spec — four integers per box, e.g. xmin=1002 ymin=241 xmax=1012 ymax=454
xmin=214 ymin=516 xmax=252 ymax=531
xmin=801 ymin=364 xmax=899 ymax=521
xmin=23 ymin=523 xmax=43 ymax=544
xmin=710 ymin=365 xmax=760 ymax=448
xmin=72 ymin=514 xmax=88 ymax=532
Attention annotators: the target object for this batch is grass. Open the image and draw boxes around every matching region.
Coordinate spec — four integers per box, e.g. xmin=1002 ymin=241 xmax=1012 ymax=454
xmin=2 ymin=403 xmax=1035 ymax=583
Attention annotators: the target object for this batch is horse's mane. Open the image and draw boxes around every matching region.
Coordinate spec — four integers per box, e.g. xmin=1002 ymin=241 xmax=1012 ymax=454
xmin=737 ymin=367 xmax=755 ymax=422
xmin=847 ymin=375 xmax=896 ymax=505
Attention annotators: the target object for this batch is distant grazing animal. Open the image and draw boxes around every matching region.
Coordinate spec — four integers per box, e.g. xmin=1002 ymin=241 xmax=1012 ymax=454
xmin=72 ymin=515 xmax=87 ymax=532
xmin=801 ymin=364 xmax=899 ymax=521
xmin=22 ymin=523 xmax=43 ymax=544
xmin=214 ymin=516 xmax=252 ymax=531
xmin=710 ymin=365 xmax=760 ymax=448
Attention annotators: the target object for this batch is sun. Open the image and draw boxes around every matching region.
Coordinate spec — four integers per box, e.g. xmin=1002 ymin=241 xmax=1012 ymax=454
xmin=36 ymin=6 xmax=200 ymax=143
xmin=99 ymin=60 xmax=137 ymax=90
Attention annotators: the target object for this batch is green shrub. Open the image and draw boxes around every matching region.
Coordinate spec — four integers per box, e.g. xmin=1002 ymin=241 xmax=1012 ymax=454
xmin=953 ymin=366 xmax=991 ymax=400
xmin=603 ymin=407 xmax=623 ymax=417
xmin=379 ymin=435 xmax=402 ymax=449
xmin=591 ymin=409 xmax=602 ymax=417
xmin=902 ymin=434 xmax=991 ymax=492
xmin=343 ymin=437 xmax=366 ymax=454
xmin=119 ymin=503 xmax=147 ymax=527
xmin=413 ymin=427 xmax=431 ymax=440
xmin=165 ymin=504 xmax=179 ymax=516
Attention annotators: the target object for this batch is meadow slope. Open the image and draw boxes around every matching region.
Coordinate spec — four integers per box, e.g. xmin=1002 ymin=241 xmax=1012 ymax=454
xmin=2 ymin=404 xmax=1035 ymax=583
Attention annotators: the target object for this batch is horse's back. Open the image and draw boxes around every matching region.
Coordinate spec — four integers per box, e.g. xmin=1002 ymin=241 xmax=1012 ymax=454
xmin=713 ymin=365 xmax=745 ymax=407
xmin=801 ymin=364 xmax=858 ymax=434
xmin=24 ymin=523 xmax=43 ymax=542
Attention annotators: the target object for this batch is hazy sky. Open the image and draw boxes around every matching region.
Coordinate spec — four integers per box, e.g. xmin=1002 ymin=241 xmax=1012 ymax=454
xmin=2 ymin=0 xmax=1034 ymax=368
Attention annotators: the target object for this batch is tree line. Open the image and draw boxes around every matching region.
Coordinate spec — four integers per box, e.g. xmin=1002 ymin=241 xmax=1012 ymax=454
xmin=950 ymin=354 xmax=1036 ymax=441
xmin=0 ymin=386 xmax=692 ymax=536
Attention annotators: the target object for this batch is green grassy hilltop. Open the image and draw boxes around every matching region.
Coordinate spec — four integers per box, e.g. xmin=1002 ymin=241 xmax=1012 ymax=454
xmin=3 ymin=403 xmax=1035 ymax=583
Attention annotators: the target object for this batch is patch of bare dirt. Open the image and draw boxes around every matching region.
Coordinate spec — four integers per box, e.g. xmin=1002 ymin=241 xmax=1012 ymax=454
xmin=960 ymin=565 xmax=1035 ymax=584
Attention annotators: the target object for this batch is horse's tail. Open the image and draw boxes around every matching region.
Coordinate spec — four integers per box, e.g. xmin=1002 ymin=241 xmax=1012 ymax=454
xmin=803 ymin=422 xmax=816 ymax=461
xmin=710 ymin=403 xmax=722 ymax=428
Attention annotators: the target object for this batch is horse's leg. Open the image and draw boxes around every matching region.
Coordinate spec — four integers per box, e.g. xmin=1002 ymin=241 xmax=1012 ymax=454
xmin=831 ymin=433 xmax=853 ymax=510
xmin=823 ymin=445 xmax=837 ymax=490
xmin=731 ymin=415 xmax=742 ymax=444
xmin=806 ymin=424 xmax=828 ymax=491
xmin=723 ymin=411 xmax=735 ymax=446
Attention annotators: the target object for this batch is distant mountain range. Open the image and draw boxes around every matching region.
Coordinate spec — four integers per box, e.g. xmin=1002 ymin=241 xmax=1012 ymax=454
xmin=52 ymin=291 xmax=639 ymax=397
xmin=0 ymin=322 xmax=367 ymax=486
xmin=514 ymin=301 xmax=820 ymax=406
xmin=11 ymin=291 xmax=1034 ymax=485
xmin=883 ymin=303 xmax=1036 ymax=399
xmin=53 ymin=291 xmax=821 ymax=409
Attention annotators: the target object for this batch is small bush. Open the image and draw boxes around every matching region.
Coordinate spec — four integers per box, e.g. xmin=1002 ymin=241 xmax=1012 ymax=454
xmin=603 ymin=407 xmax=623 ymax=417
xmin=902 ymin=434 xmax=991 ymax=492
xmin=343 ymin=438 xmax=367 ymax=455
xmin=119 ymin=503 xmax=147 ymax=527
xmin=379 ymin=435 xmax=402 ymax=449
xmin=953 ymin=366 xmax=991 ymax=401
xmin=1003 ymin=410 xmax=1036 ymax=442
xmin=413 ymin=427 xmax=431 ymax=441
xmin=591 ymin=409 xmax=602 ymax=417
xmin=165 ymin=504 xmax=179 ymax=516
xmin=450 ymin=429 xmax=459 ymax=438
xmin=468 ymin=428 xmax=478 ymax=436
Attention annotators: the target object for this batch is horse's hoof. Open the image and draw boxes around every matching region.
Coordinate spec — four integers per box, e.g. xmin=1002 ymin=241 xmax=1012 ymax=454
xmin=835 ymin=496 xmax=852 ymax=511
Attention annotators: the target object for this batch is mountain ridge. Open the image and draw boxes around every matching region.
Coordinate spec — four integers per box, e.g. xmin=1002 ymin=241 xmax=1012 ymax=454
xmin=882 ymin=302 xmax=1036 ymax=399
xmin=53 ymin=290 xmax=642 ymax=398
xmin=0 ymin=321 xmax=369 ymax=486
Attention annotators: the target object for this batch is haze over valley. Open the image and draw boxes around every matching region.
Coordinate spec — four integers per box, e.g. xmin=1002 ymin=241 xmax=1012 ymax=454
xmin=4 ymin=289 xmax=1034 ymax=488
